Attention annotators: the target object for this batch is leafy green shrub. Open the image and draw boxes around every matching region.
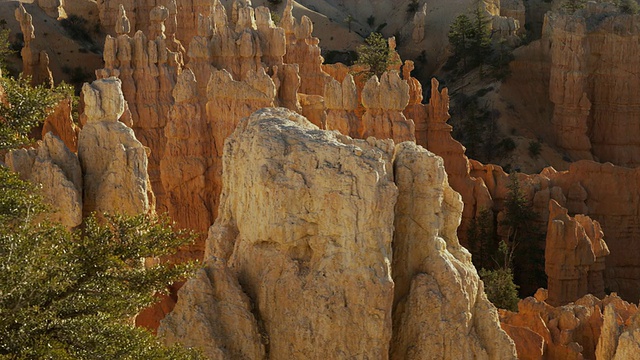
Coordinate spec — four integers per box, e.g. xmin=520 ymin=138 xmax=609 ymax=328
xmin=0 ymin=75 xmax=70 ymax=150
xmin=561 ymin=0 xmax=587 ymax=13
xmin=367 ymin=15 xmax=375 ymax=27
xmin=480 ymin=267 xmax=520 ymax=311
xmin=0 ymin=167 xmax=202 ymax=359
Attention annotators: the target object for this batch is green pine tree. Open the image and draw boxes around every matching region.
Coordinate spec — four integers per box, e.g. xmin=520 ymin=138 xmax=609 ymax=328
xmin=355 ymin=32 xmax=394 ymax=78
xmin=0 ymin=166 xmax=202 ymax=359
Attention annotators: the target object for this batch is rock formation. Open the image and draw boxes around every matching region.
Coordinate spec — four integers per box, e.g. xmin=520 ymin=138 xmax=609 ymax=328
xmin=502 ymin=290 xmax=639 ymax=360
xmin=98 ymin=5 xmax=182 ymax=213
xmin=159 ymin=69 xmax=214 ymax=258
xmin=5 ymin=133 xmax=82 ymax=229
xmin=597 ymin=303 xmax=640 ymax=360
xmin=361 ymin=71 xmax=415 ymax=143
xmin=390 ymin=141 xmax=517 ymax=360
xmin=412 ymin=4 xmax=427 ymax=43
xmin=37 ymin=0 xmax=66 ymax=19
xmin=545 ymin=200 xmax=610 ymax=306
xmin=324 ymin=74 xmax=360 ymax=137
xmin=281 ymin=0 xmax=331 ymax=95
xmin=14 ymin=4 xmax=54 ymax=87
xmin=159 ymin=107 xmax=516 ymax=359
xmin=77 ymin=77 xmax=152 ymax=217
xmin=42 ymin=97 xmax=80 ymax=153
xmin=545 ymin=5 xmax=640 ymax=166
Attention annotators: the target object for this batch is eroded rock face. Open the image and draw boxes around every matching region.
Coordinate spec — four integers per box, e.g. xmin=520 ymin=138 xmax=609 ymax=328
xmin=391 ymin=142 xmax=516 ymax=360
xmin=5 ymin=133 xmax=82 ymax=229
xmin=160 ymin=107 xmax=516 ymax=360
xmin=14 ymin=4 xmax=54 ymax=87
xmin=361 ymin=71 xmax=415 ymax=143
xmin=501 ymin=291 xmax=639 ymax=360
xmin=159 ymin=69 xmax=213 ymax=259
xmin=545 ymin=200 xmax=610 ymax=306
xmin=42 ymin=97 xmax=80 ymax=153
xmin=546 ymin=6 xmax=640 ymax=166
xmin=98 ymin=6 xmax=182 ymax=214
xmin=78 ymin=78 xmax=152 ymax=216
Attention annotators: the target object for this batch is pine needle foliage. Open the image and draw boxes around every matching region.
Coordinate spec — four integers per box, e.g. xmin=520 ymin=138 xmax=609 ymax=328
xmin=0 ymin=167 xmax=202 ymax=359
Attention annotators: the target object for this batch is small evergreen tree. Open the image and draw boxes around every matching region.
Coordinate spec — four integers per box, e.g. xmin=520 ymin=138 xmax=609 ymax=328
xmin=480 ymin=267 xmax=520 ymax=311
xmin=448 ymin=14 xmax=475 ymax=72
xmin=468 ymin=208 xmax=496 ymax=270
xmin=344 ymin=14 xmax=354 ymax=33
xmin=0 ymin=167 xmax=202 ymax=359
xmin=0 ymin=75 xmax=71 ymax=150
xmin=501 ymin=175 xmax=547 ymax=296
xmin=355 ymin=32 xmax=395 ymax=78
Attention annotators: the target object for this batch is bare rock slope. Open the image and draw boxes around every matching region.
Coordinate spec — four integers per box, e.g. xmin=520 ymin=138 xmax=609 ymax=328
xmin=159 ymin=107 xmax=516 ymax=360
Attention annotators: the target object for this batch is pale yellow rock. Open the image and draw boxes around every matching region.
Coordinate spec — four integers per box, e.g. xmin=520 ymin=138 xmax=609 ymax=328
xmin=5 ymin=133 xmax=82 ymax=229
xmin=37 ymin=0 xmax=66 ymax=19
xmin=361 ymin=71 xmax=415 ymax=143
xmin=613 ymin=312 xmax=640 ymax=360
xmin=390 ymin=141 xmax=517 ymax=360
xmin=158 ymin=259 xmax=265 ymax=359
xmin=596 ymin=304 xmax=621 ymax=360
xmin=115 ymin=4 xmax=131 ymax=36
xmin=163 ymin=108 xmax=516 ymax=359
xmin=78 ymin=78 xmax=152 ymax=217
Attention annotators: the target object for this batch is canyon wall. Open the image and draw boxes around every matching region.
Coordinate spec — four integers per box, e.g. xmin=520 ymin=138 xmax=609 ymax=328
xmin=546 ymin=4 xmax=640 ymax=166
xmin=159 ymin=107 xmax=517 ymax=360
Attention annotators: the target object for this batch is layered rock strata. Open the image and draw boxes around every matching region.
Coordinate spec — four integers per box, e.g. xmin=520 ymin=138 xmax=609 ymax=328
xmin=545 ymin=200 xmax=610 ymax=306
xmin=159 ymin=107 xmax=516 ymax=360
xmin=281 ymin=0 xmax=332 ymax=95
xmin=501 ymin=290 xmax=639 ymax=360
xmin=361 ymin=71 xmax=415 ymax=143
xmin=546 ymin=6 xmax=640 ymax=166
xmin=98 ymin=6 xmax=182 ymax=213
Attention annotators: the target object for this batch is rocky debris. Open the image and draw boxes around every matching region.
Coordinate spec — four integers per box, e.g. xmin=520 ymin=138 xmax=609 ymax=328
xmin=78 ymin=77 xmax=152 ymax=217
xmin=42 ymin=97 xmax=80 ymax=153
xmin=545 ymin=200 xmax=610 ymax=306
xmin=160 ymin=107 xmax=516 ymax=359
xmin=412 ymin=4 xmax=427 ymax=43
xmin=5 ymin=133 xmax=82 ymax=229
xmin=361 ymin=71 xmax=415 ymax=143
xmin=501 ymin=291 xmax=639 ymax=360
xmin=14 ymin=4 xmax=54 ymax=88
